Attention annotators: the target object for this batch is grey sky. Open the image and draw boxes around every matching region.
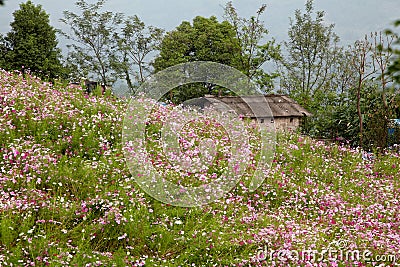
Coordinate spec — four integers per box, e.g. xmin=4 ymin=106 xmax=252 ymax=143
xmin=1 ymin=0 xmax=399 ymax=49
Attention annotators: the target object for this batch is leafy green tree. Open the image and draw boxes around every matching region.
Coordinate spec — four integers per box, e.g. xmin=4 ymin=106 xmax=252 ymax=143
xmin=385 ymin=20 xmax=400 ymax=86
xmin=363 ymin=89 xmax=398 ymax=150
xmin=223 ymin=1 xmax=281 ymax=92
xmin=60 ymin=0 xmax=123 ymax=86
xmin=0 ymin=1 xmax=63 ymax=78
xmin=280 ymin=0 xmax=340 ymax=110
xmin=333 ymin=33 xmax=396 ymax=149
xmin=306 ymin=34 xmax=394 ymax=148
xmin=373 ymin=32 xmax=395 ymax=108
xmin=153 ymin=16 xmax=242 ymax=103
xmin=114 ymin=15 xmax=164 ymax=93
xmin=381 ymin=20 xmax=400 ymax=148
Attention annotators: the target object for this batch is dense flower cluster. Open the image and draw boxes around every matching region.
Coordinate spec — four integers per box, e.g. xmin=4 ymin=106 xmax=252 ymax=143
xmin=0 ymin=69 xmax=398 ymax=266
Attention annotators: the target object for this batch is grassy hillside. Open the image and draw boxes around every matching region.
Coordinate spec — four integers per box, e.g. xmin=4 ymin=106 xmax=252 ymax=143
xmin=0 ymin=70 xmax=399 ymax=266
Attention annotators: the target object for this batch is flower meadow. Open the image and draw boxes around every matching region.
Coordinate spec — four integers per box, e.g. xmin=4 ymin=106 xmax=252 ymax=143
xmin=0 ymin=69 xmax=399 ymax=266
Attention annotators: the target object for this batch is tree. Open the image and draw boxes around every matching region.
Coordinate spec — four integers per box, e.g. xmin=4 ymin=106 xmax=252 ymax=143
xmin=280 ymin=0 xmax=340 ymax=110
xmin=60 ymin=0 xmax=123 ymax=86
xmin=153 ymin=16 xmax=242 ymax=103
xmin=350 ymin=36 xmax=376 ymax=148
xmin=154 ymin=16 xmax=240 ymax=70
xmin=114 ymin=15 xmax=164 ymax=93
xmin=332 ymin=33 xmax=395 ymax=149
xmin=223 ymin=1 xmax=281 ymax=92
xmin=0 ymin=1 xmax=63 ymax=78
xmin=0 ymin=34 xmax=7 ymax=67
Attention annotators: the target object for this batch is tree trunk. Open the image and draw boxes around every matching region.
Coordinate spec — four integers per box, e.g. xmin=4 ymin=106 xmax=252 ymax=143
xmin=356 ymin=78 xmax=363 ymax=148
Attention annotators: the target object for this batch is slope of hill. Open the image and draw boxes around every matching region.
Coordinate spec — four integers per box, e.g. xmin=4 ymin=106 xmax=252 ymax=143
xmin=0 ymin=70 xmax=399 ymax=266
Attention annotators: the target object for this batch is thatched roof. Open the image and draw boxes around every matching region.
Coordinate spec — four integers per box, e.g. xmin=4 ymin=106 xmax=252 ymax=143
xmin=183 ymin=94 xmax=312 ymax=118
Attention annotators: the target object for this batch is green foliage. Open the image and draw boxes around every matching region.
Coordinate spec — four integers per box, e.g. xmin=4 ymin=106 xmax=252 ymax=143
xmin=114 ymin=15 xmax=164 ymax=93
xmin=279 ymin=0 xmax=346 ymax=141
xmin=153 ymin=4 xmax=281 ymax=104
xmin=0 ymin=1 xmax=63 ymax=79
xmin=61 ymin=0 xmax=163 ymax=92
xmin=280 ymin=0 xmax=340 ymax=110
xmin=279 ymin=1 xmax=400 ymax=150
xmin=0 ymin=34 xmax=6 ymax=67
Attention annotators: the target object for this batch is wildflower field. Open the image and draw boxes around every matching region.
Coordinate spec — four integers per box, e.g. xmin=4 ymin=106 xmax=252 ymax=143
xmin=0 ymin=70 xmax=399 ymax=266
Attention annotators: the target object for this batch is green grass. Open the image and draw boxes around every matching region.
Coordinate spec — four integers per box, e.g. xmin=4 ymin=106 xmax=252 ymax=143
xmin=0 ymin=70 xmax=399 ymax=266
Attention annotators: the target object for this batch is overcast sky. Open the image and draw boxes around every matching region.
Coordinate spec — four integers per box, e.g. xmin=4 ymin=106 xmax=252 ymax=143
xmin=1 ymin=0 xmax=399 ymax=49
